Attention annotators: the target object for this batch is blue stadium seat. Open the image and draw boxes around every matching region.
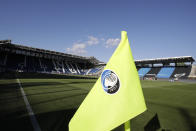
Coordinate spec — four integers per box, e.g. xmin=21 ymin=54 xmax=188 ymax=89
xmin=157 ymin=67 xmax=175 ymax=78
xmin=138 ymin=68 xmax=151 ymax=77
xmin=87 ymin=67 xmax=103 ymax=74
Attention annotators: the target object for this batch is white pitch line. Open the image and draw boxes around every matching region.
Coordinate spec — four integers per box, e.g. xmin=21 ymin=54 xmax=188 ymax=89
xmin=17 ymin=78 xmax=41 ymax=131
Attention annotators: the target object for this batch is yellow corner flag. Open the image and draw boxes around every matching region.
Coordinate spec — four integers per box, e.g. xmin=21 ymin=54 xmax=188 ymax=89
xmin=69 ymin=31 xmax=147 ymax=131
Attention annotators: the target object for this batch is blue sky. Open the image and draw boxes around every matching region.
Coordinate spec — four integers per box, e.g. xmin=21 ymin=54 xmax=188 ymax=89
xmin=0 ymin=0 xmax=195 ymax=62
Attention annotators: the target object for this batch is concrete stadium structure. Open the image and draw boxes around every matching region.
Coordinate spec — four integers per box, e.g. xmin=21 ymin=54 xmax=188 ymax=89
xmin=0 ymin=40 xmax=104 ymax=75
xmin=135 ymin=56 xmax=196 ymax=80
xmin=0 ymin=40 xmax=195 ymax=79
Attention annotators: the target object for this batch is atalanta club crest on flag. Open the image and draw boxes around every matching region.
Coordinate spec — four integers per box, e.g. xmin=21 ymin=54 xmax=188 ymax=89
xmin=101 ymin=70 xmax=120 ymax=94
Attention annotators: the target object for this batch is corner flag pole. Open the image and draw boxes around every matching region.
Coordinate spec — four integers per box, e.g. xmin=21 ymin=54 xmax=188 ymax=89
xmin=124 ymin=120 xmax=131 ymax=131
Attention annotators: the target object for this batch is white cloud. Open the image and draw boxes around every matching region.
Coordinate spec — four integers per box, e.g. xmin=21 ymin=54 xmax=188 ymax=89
xmin=66 ymin=35 xmax=99 ymax=55
xmin=86 ymin=36 xmax=99 ymax=46
xmin=66 ymin=43 xmax=87 ymax=55
xmin=66 ymin=35 xmax=120 ymax=55
xmin=105 ymin=38 xmax=120 ymax=48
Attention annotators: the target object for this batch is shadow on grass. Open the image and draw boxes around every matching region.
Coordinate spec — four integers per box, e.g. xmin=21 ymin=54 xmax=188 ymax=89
xmin=0 ymin=82 xmax=67 ymax=101
xmin=179 ymin=108 xmax=196 ymax=131
xmin=0 ymin=108 xmax=76 ymax=131
xmin=0 ymin=83 xmax=19 ymax=91
xmin=31 ymin=92 xmax=87 ymax=106
xmin=36 ymin=108 xmax=77 ymax=131
xmin=20 ymin=81 xmax=95 ymax=89
xmin=20 ymin=81 xmax=94 ymax=90
xmin=0 ymin=81 xmax=90 ymax=102
xmin=0 ymin=99 xmax=34 ymax=131
xmin=144 ymin=113 xmax=161 ymax=131
xmin=0 ymin=88 xmax=86 ymax=104
xmin=0 ymin=82 xmax=65 ymax=93
xmin=0 ymin=114 xmax=34 ymax=131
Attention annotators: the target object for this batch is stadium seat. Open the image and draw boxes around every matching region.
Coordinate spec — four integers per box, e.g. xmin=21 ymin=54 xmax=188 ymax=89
xmin=157 ymin=67 xmax=175 ymax=78
xmin=170 ymin=66 xmax=192 ymax=79
xmin=138 ymin=68 xmax=151 ymax=77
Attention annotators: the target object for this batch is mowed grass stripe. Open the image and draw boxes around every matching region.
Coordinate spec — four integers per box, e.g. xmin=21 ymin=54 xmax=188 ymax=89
xmin=20 ymin=79 xmax=95 ymax=114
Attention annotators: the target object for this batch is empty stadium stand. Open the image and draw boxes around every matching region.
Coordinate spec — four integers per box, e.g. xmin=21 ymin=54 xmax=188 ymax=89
xmin=135 ymin=56 xmax=195 ymax=79
xmin=170 ymin=66 xmax=192 ymax=79
xmin=86 ymin=66 xmax=104 ymax=75
xmin=145 ymin=67 xmax=161 ymax=76
xmin=138 ymin=68 xmax=151 ymax=77
xmin=0 ymin=40 xmax=104 ymax=75
xmin=157 ymin=67 xmax=175 ymax=78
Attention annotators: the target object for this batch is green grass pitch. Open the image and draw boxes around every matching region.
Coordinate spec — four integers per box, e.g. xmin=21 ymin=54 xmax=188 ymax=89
xmin=0 ymin=77 xmax=196 ymax=131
